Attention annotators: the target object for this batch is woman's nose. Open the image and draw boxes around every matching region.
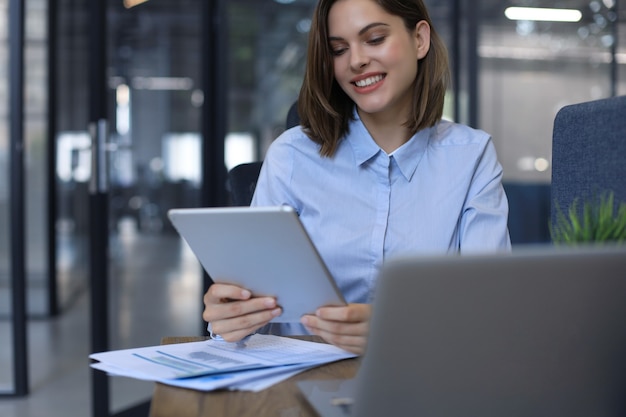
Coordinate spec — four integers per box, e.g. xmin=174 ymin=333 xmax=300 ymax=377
xmin=350 ymin=46 xmax=369 ymax=70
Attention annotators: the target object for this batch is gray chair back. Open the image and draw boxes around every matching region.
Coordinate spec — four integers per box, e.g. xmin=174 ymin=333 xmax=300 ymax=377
xmin=550 ymin=95 xmax=626 ymax=227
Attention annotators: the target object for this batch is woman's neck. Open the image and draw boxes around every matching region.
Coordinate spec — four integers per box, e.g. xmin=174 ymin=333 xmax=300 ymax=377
xmin=358 ymin=109 xmax=413 ymax=154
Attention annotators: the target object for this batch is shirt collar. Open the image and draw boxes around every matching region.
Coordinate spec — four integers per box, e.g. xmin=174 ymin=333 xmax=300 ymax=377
xmin=346 ymin=109 xmax=382 ymax=166
xmin=391 ymin=126 xmax=431 ymax=181
xmin=345 ymin=108 xmax=432 ymax=181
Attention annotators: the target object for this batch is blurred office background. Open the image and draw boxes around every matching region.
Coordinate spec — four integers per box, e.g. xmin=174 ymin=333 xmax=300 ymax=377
xmin=1 ymin=0 xmax=625 ymax=416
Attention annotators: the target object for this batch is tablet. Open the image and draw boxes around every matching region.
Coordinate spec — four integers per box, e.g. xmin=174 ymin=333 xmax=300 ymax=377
xmin=167 ymin=206 xmax=346 ymax=322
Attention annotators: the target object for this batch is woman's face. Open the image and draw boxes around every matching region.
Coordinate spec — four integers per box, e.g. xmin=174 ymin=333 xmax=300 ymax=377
xmin=328 ymin=0 xmax=430 ymax=121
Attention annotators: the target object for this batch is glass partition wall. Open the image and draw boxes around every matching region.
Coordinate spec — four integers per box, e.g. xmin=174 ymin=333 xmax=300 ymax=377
xmin=0 ymin=0 xmax=13 ymax=395
xmin=478 ymin=0 xmax=623 ymax=243
xmin=224 ymin=0 xmax=314 ymax=161
xmin=0 ymin=0 xmax=50 ymax=319
xmin=480 ymin=0 xmax=621 ymax=184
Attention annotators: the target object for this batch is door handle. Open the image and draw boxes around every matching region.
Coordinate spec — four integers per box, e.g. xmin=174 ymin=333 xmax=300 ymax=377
xmin=89 ymin=119 xmax=109 ymax=194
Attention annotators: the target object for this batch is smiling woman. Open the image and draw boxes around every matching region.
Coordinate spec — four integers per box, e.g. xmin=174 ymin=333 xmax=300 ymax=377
xmin=300 ymin=0 xmax=449 ymax=156
xmin=202 ymin=0 xmax=511 ymax=357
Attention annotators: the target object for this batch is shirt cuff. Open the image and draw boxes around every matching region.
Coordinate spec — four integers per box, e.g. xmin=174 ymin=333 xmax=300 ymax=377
xmin=206 ymin=322 xmax=224 ymax=341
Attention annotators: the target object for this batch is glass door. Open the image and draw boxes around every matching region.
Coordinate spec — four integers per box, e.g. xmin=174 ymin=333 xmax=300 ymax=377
xmin=104 ymin=1 xmax=207 ymax=414
xmin=104 ymin=2 xmax=207 ymax=398
xmin=56 ymin=0 xmax=208 ymax=414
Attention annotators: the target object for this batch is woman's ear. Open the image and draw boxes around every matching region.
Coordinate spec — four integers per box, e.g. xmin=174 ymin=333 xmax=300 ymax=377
xmin=414 ymin=20 xmax=431 ymax=59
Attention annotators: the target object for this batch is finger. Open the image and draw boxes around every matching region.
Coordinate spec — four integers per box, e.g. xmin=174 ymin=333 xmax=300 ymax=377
xmin=204 ymin=296 xmax=278 ymax=322
xmin=315 ymin=304 xmax=370 ymax=323
xmin=327 ymin=335 xmax=366 ymax=355
xmin=218 ymin=328 xmax=260 ymax=343
xmin=211 ymin=307 xmax=282 ymax=340
xmin=206 ymin=283 xmax=251 ymax=302
xmin=302 ymin=322 xmax=366 ymax=354
xmin=302 ymin=314 xmax=368 ymax=337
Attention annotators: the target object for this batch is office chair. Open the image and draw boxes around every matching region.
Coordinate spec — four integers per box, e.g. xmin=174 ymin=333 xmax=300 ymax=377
xmin=226 ymin=161 xmax=263 ymax=206
xmin=550 ymin=95 xmax=626 ymax=229
xmin=503 ymin=182 xmax=551 ymax=244
xmin=226 ymin=101 xmax=300 ymax=206
xmin=286 ymin=100 xmax=300 ymax=130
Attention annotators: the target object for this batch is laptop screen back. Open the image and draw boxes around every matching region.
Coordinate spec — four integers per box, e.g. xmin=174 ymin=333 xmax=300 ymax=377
xmin=352 ymin=245 xmax=626 ymax=417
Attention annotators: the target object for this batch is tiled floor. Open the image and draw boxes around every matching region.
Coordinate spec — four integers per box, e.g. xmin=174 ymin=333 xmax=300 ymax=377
xmin=0 ymin=225 xmax=205 ymax=417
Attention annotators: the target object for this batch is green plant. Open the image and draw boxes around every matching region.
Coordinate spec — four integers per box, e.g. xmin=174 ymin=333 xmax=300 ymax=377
xmin=550 ymin=191 xmax=626 ymax=245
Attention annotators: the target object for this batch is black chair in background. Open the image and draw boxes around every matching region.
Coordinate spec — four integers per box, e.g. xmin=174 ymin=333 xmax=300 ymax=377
xmin=226 ymin=101 xmax=300 ymax=206
xmin=285 ymin=100 xmax=300 ymax=130
xmin=503 ymin=182 xmax=551 ymax=244
xmin=550 ymin=95 xmax=626 ymax=229
xmin=226 ymin=161 xmax=263 ymax=206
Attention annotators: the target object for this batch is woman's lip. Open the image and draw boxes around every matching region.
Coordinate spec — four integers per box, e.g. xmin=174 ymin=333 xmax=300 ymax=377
xmin=351 ymin=75 xmax=385 ymax=93
xmin=351 ymin=74 xmax=386 ymax=92
xmin=350 ymin=73 xmax=385 ymax=84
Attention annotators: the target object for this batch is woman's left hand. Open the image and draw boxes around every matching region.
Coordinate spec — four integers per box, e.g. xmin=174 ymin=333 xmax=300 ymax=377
xmin=300 ymin=303 xmax=371 ymax=355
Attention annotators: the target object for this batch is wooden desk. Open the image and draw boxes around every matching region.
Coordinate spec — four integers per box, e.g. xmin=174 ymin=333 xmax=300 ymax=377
xmin=149 ymin=336 xmax=359 ymax=417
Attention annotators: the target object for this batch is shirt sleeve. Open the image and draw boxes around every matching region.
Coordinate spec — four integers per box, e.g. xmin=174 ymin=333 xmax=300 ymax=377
xmin=250 ymin=133 xmax=298 ymax=210
xmin=459 ymin=137 xmax=512 ymax=253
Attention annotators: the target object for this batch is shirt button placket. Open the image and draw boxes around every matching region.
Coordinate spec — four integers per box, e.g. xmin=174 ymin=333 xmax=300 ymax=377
xmin=369 ymin=154 xmax=392 ymax=291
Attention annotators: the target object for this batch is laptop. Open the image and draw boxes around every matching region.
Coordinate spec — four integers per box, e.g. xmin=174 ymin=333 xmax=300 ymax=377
xmin=167 ymin=206 xmax=345 ymax=322
xmin=298 ymin=245 xmax=626 ymax=417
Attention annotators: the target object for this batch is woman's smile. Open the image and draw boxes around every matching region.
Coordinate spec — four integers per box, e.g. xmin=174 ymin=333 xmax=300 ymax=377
xmin=351 ymin=73 xmax=386 ymax=93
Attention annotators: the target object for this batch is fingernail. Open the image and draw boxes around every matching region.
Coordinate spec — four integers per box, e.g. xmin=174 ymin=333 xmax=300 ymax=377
xmin=271 ymin=308 xmax=282 ymax=317
xmin=241 ymin=289 xmax=251 ymax=298
xmin=264 ymin=298 xmax=276 ymax=308
xmin=301 ymin=316 xmax=309 ymax=325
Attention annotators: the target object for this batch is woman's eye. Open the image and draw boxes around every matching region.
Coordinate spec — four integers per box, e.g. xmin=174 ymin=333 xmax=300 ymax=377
xmin=331 ymin=46 xmax=347 ymax=56
xmin=367 ymin=36 xmax=385 ymax=45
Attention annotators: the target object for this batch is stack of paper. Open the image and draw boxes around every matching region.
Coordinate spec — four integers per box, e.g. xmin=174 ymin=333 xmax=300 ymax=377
xmin=90 ymin=334 xmax=357 ymax=392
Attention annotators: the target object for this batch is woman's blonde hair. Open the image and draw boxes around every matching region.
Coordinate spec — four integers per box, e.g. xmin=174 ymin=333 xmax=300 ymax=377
xmin=298 ymin=0 xmax=450 ymax=157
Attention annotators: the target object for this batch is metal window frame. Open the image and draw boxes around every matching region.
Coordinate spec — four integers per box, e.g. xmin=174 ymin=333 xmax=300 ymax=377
xmin=47 ymin=0 xmax=60 ymax=318
xmin=1 ymin=0 xmax=29 ymax=399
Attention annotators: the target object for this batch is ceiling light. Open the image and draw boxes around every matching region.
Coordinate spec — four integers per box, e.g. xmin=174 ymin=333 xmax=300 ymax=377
xmin=504 ymin=7 xmax=582 ymax=22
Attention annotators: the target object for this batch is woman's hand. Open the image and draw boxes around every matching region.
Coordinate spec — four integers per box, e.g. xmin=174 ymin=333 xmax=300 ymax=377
xmin=202 ymin=283 xmax=282 ymax=342
xmin=300 ymin=303 xmax=371 ymax=355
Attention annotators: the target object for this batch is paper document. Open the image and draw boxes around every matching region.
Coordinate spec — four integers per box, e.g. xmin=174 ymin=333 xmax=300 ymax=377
xmin=92 ymin=360 xmax=317 ymax=392
xmin=90 ymin=334 xmax=357 ymax=392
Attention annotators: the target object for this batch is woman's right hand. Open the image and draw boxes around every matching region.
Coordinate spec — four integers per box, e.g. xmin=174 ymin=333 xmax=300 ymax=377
xmin=202 ymin=283 xmax=282 ymax=342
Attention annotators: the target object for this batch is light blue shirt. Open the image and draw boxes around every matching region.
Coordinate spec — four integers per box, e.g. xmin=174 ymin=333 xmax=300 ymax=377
xmin=251 ymin=112 xmax=511 ymax=334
